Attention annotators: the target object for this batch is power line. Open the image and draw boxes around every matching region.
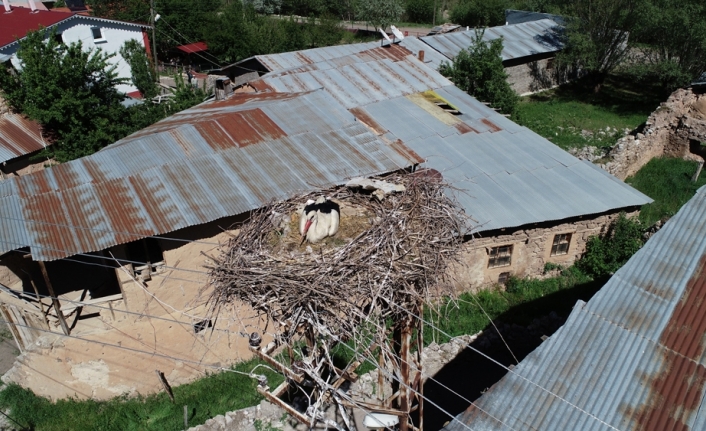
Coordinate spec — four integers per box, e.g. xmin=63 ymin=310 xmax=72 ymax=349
xmin=0 ymin=214 xmax=612 ymax=428
xmin=0 ymin=316 xmax=264 ymax=380
xmin=388 ymin=301 xmax=624 ymax=431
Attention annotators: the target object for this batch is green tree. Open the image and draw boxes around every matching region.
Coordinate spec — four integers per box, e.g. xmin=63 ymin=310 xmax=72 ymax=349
xmin=439 ymin=30 xmax=519 ymax=115
xmin=91 ymin=0 xmax=150 ymax=23
xmin=631 ymin=0 xmax=706 ymax=90
xmin=578 ymin=213 xmax=644 ymax=278
xmin=120 ymin=40 xmax=158 ymax=99
xmin=450 ymin=0 xmax=507 ymax=28
xmin=404 ymin=0 xmax=437 ymax=24
xmin=356 ymin=0 xmax=404 ymax=31
xmin=0 ymin=27 xmax=130 ymax=162
xmin=558 ymin=0 xmax=643 ymax=92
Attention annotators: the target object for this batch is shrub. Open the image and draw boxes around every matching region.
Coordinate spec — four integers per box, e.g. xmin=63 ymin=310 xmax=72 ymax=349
xmin=578 ymin=213 xmax=644 ymax=278
xmin=439 ymin=30 xmax=519 ymax=115
xmin=449 ymin=0 xmax=506 ymax=28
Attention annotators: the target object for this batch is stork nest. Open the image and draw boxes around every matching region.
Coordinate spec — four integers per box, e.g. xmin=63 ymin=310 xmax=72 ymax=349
xmin=206 ymin=172 xmax=470 ymax=342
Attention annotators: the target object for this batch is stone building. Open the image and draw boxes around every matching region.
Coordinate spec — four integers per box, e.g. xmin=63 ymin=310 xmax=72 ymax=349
xmin=419 ymin=19 xmax=567 ymax=95
xmin=0 ymin=41 xmax=649 ymax=399
xmin=602 ymin=87 xmax=706 ymax=180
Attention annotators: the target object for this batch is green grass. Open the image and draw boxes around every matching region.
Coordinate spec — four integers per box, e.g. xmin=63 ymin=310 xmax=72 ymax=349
xmin=512 ymin=73 xmax=665 ymax=151
xmin=626 ymin=157 xmax=706 ymax=226
xmin=425 ymin=266 xmax=599 ymax=345
xmin=0 ymin=358 xmax=283 ymax=431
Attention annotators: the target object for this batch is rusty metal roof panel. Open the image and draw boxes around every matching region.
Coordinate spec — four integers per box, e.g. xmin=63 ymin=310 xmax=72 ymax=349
xmin=357 ymin=94 xmax=650 ymax=232
xmin=420 ymin=19 xmax=563 ymax=62
xmin=0 ymin=114 xmax=49 ymax=163
xmin=0 ymin=89 xmax=417 ymax=260
xmin=260 ymin=57 xmax=452 ymax=109
xmin=446 ymin=186 xmax=706 ymax=431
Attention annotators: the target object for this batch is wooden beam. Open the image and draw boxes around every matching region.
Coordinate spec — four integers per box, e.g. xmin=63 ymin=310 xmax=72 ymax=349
xmin=257 ymin=386 xmax=311 ymax=426
xmin=38 ymin=261 xmax=70 ymax=335
xmin=249 ymin=345 xmax=303 ymax=383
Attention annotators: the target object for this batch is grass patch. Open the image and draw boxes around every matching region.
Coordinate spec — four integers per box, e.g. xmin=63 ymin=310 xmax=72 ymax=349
xmin=626 ymin=157 xmax=706 ymax=226
xmin=512 ymin=73 xmax=665 ymax=150
xmin=0 ymin=358 xmax=283 ymax=431
xmin=425 ymin=266 xmax=597 ymax=345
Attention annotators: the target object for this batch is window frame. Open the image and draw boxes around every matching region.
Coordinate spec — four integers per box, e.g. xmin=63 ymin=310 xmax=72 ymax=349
xmin=550 ymin=233 xmax=572 ymax=256
xmin=488 ymin=244 xmax=513 ymax=269
xmin=91 ymin=27 xmax=106 ymax=43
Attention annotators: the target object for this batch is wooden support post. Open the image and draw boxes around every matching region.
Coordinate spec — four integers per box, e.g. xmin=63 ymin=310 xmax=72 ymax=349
xmin=692 ymin=160 xmax=704 ymax=183
xmin=399 ymin=321 xmax=412 ymax=431
xmin=38 ymin=261 xmax=70 ymax=335
xmin=418 ymin=303 xmax=424 ymax=431
xmin=28 ymin=278 xmax=49 ymax=328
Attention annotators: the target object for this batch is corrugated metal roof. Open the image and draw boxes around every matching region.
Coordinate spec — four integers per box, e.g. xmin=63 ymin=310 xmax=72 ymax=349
xmin=0 ymin=114 xmax=49 ymax=164
xmin=228 ymin=38 xmax=448 ymax=75
xmin=0 ymin=90 xmax=418 ymax=260
xmin=420 ymin=19 xmax=563 ymax=62
xmin=250 ymin=47 xmax=649 ymax=232
xmin=258 ymin=55 xmax=452 ymax=109
xmin=445 ymin=186 xmax=706 ymax=431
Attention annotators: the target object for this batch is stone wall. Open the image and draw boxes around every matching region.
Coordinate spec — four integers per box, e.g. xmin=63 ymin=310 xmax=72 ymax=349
xmin=601 ymin=88 xmax=706 ymax=180
xmin=450 ymin=210 xmax=638 ymax=292
xmin=505 ymin=56 xmax=569 ymax=96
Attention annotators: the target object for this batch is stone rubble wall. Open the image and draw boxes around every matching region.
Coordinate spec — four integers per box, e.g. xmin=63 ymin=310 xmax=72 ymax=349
xmin=596 ymin=88 xmax=706 ymax=180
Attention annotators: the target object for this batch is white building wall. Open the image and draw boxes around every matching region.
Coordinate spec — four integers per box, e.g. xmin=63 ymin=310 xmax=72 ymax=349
xmin=0 ymin=17 xmax=148 ymax=94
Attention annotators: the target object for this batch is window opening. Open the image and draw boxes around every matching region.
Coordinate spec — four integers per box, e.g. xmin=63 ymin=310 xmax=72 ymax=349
xmin=546 ymin=58 xmax=555 ymax=70
xmin=126 ymin=238 xmax=165 ymax=279
xmin=54 ymin=32 xmax=64 ymax=44
xmin=550 ymin=233 xmax=571 ymax=256
xmin=488 ymin=245 xmax=512 ymax=268
xmin=91 ymin=27 xmax=103 ymax=40
xmin=498 ymin=272 xmax=510 ymax=285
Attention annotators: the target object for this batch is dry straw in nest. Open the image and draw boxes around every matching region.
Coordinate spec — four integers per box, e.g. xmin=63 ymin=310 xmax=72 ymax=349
xmin=206 ymin=172 xmax=470 ymax=343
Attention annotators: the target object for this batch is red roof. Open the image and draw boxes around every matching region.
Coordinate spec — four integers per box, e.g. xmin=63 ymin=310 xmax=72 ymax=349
xmin=0 ymin=8 xmax=74 ymax=47
xmin=176 ymin=41 xmax=208 ymax=54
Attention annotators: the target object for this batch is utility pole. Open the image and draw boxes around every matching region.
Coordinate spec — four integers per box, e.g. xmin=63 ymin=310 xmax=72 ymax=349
xmin=150 ymin=0 xmax=158 ymax=80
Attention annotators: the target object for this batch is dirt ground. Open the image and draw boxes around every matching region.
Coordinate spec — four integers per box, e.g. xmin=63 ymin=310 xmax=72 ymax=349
xmin=1 ymin=228 xmax=269 ymax=401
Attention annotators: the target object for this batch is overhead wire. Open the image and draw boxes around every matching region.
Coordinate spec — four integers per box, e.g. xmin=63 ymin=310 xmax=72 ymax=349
xmin=0 ymin=207 xmax=617 ymax=428
xmin=387 ymin=300 xmax=624 ymax=431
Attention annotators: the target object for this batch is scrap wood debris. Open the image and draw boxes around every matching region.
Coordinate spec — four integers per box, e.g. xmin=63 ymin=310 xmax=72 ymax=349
xmin=205 ymin=171 xmax=471 ymax=427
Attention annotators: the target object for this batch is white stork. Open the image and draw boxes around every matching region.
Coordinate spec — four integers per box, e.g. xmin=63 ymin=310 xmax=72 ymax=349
xmin=300 ymin=197 xmax=340 ymax=244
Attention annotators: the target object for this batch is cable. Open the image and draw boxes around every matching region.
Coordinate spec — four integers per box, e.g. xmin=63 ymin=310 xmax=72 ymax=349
xmin=0 ymin=316 xmax=263 ymax=380
xmin=388 ymin=301 xmax=624 ymax=431
xmin=157 ymin=16 xmax=225 ymax=67
xmin=327 ymin=329 xmax=513 ymax=431
xmin=457 ymin=295 xmax=519 ymax=364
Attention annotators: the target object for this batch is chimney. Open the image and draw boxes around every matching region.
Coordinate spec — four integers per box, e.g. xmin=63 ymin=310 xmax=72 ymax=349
xmin=28 ymin=0 xmax=37 ymax=11
xmin=2 ymin=0 xmax=11 ymax=13
xmin=418 ymin=50 xmax=425 ymax=62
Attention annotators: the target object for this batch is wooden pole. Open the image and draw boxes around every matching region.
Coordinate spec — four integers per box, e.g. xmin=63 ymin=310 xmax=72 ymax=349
xmin=418 ymin=303 xmax=424 ymax=431
xmin=399 ymin=321 xmax=412 ymax=431
xmin=150 ymin=0 xmax=159 ymax=79
xmin=38 ymin=262 xmax=70 ymax=335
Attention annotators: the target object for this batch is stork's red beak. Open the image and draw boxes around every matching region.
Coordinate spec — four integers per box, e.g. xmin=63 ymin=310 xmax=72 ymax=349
xmin=301 ymin=219 xmax=313 ymax=244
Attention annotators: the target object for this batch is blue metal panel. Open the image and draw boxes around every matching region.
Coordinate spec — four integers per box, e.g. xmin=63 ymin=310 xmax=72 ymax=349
xmin=447 ymin=187 xmax=706 ymax=431
xmin=421 ymin=19 xmax=563 ymax=61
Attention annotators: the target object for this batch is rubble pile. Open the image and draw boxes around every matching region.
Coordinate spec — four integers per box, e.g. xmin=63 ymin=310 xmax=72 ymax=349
xmin=598 ymin=88 xmax=706 ymax=180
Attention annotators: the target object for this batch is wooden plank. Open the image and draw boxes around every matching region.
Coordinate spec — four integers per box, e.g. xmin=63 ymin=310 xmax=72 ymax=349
xmin=249 ymin=346 xmax=303 ymax=383
xmin=38 ymin=261 xmax=70 ymax=335
xmin=60 ymin=294 xmax=123 ymax=315
xmin=0 ymin=305 xmax=23 ymax=352
xmin=257 ymin=386 xmax=311 ymax=426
